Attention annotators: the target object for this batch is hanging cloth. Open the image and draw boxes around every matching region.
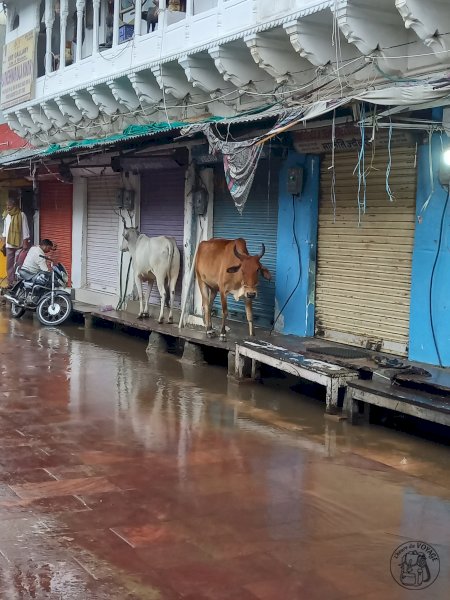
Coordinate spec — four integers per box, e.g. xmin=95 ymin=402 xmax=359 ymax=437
xmin=183 ymin=123 xmax=263 ymax=214
xmin=4 ymin=206 xmax=22 ymax=248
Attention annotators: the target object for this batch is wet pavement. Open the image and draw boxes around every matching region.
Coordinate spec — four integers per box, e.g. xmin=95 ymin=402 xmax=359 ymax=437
xmin=0 ymin=311 xmax=450 ymax=599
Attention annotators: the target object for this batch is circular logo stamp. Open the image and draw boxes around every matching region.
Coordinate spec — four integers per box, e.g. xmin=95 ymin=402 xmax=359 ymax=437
xmin=390 ymin=541 xmax=440 ymax=590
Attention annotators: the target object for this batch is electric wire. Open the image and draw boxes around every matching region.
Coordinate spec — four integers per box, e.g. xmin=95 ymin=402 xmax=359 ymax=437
xmin=9 ymin=10 xmax=450 ymax=151
xmin=270 ymin=193 xmax=302 ymax=335
xmin=429 ymin=185 xmax=450 ymax=368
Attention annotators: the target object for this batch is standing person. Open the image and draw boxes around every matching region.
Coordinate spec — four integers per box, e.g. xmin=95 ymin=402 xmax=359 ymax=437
xmin=1 ymin=195 xmax=30 ymax=287
xmin=147 ymin=0 xmax=159 ymax=32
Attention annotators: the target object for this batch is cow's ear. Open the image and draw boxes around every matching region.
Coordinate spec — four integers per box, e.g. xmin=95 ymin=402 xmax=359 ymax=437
xmin=227 ymin=265 xmax=241 ymax=274
xmin=260 ymin=266 xmax=271 ymax=280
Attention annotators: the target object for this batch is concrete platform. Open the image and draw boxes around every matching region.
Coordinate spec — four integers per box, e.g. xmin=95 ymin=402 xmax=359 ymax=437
xmin=344 ymin=379 xmax=450 ymax=427
xmin=235 ymin=340 xmax=358 ymax=413
xmin=72 ymin=303 xmax=450 ymax=424
xmin=89 ymin=309 xmax=239 ymax=351
xmin=72 ymin=301 xmax=95 ymax=316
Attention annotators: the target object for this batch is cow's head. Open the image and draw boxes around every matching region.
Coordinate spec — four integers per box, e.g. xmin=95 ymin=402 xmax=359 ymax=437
xmin=120 ymin=227 xmax=140 ymax=252
xmin=227 ymin=244 xmax=271 ymax=300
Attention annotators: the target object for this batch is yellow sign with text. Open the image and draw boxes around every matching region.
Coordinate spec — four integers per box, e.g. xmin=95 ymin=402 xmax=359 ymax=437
xmin=1 ymin=30 xmax=36 ymax=110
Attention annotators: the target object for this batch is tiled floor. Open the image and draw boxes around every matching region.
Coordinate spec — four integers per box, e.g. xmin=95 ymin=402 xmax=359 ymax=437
xmin=0 ymin=311 xmax=449 ymax=599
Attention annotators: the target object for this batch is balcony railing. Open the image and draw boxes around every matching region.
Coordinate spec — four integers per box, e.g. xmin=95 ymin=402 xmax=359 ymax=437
xmin=34 ymin=0 xmax=301 ymax=81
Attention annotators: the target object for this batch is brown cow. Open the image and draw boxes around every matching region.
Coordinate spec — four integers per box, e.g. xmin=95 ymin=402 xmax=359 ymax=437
xmin=195 ymin=238 xmax=271 ymax=340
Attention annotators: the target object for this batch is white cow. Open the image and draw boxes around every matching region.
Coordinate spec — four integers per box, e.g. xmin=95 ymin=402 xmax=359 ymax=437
xmin=121 ymin=227 xmax=180 ymax=323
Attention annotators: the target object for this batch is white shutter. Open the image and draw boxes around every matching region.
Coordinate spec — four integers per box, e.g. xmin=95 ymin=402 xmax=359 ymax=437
xmin=86 ymin=176 xmax=121 ymax=294
xmin=316 ymin=147 xmax=416 ymax=355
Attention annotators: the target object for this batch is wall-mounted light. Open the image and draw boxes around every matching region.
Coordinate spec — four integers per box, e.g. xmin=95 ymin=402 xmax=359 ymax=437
xmin=439 ymin=147 xmax=450 ymax=188
xmin=443 ymin=148 xmax=450 ymax=166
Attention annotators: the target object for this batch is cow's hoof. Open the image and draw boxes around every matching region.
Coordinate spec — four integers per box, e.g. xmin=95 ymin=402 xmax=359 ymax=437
xmin=219 ymin=333 xmax=227 ymax=341
xmin=167 ymin=317 xmax=174 ymax=324
xmin=137 ymin=314 xmax=144 ymax=320
xmin=158 ymin=318 xmax=164 ymax=324
xmin=206 ymin=329 xmax=216 ymax=338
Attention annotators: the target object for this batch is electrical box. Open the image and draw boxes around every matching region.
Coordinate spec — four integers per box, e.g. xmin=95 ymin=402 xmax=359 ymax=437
xmin=116 ymin=188 xmax=135 ymax=210
xmin=287 ymin=167 xmax=304 ymax=196
xmin=193 ymin=188 xmax=208 ymax=216
xmin=116 ymin=188 xmax=124 ymax=208
xmin=123 ymin=189 xmax=135 ymax=211
xmin=111 ymin=156 xmax=122 ymax=172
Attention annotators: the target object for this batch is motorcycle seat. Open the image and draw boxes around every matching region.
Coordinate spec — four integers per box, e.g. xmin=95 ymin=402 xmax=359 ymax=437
xmin=17 ymin=268 xmax=36 ymax=281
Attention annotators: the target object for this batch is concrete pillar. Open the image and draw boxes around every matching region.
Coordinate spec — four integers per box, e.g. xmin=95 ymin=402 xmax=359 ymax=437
xmin=409 ymin=130 xmax=450 ymax=367
xmin=59 ymin=0 xmax=68 ymax=69
xmin=182 ymin=341 xmax=205 ymax=365
xmin=234 ymin=349 xmax=253 ymax=381
xmin=146 ymin=331 xmax=169 ymax=354
xmin=134 ymin=0 xmax=142 ymax=36
xmin=112 ymin=0 xmax=120 ymax=46
xmin=275 ymin=152 xmax=320 ymax=337
xmin=251 ymin=358 xmax=261 ymax=381
xmin=227 ymin=351 xmax=236 ymax=377
xmin=92 ymin=0 xmax=101 ymax=53
xmin=343 ymin=388 xmax=359 ymax=424
xmin=76 ymin=0 xmax=86 ymax=62
xmin=45 ymin=0 xmax=55 ymax=74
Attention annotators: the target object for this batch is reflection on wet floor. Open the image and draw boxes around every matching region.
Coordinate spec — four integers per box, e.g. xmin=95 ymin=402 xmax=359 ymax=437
xmin=0 ymin=311 xmax=449 ymax=599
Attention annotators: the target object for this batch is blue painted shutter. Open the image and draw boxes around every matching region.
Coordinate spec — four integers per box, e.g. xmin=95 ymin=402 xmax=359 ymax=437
xmin=213 ymin=161 xmax=278 ymax=328
xmin=140 ymin=168 xmax=185 ymax=307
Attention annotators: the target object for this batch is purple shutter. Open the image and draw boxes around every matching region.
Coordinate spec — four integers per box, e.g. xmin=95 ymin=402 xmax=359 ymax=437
xmin=140 ymin=168 xmax=185 ymax=306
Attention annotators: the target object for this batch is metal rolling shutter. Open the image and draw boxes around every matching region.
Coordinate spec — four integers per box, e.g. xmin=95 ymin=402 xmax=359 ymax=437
xmin=316 ymin=147 xmax=416 ymax=355
xmin=213 ymin=161 xmax=278 ymax=328
xmin=140 ymin=168 xmax=185 ymax=307
xmin=39 ymin=181 xmax=73 ymax=282
xmin=86 ymin=176 xmax=121 ymax=294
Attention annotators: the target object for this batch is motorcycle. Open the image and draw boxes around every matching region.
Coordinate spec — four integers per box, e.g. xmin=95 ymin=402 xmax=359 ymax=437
xmin=4 ymin=259 xmax=72 ymax=326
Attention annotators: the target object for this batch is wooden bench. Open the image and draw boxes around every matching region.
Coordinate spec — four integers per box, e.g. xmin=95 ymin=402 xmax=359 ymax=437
xmin=235 ymin=340 xmax=358 ymax=413
xmin=344 ymin=380 xmax=450 ymax=426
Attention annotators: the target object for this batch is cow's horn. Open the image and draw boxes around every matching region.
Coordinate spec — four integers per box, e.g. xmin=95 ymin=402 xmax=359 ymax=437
xmin=257 ymin=243 xmax=266 ymax=259
xmin=234 ymin=245 xmax=246 ymax=261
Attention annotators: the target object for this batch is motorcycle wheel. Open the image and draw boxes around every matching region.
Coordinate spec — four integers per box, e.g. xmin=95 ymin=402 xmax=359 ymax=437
xmin=9 ymin=284 xmax=26 ymax=319
xmin=36 ymin=294 xmax=72 ymax=326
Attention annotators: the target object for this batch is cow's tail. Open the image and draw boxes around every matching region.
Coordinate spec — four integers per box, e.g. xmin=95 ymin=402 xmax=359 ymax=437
xmin=178 ymin=241 xmax=200 ymax=329
xmin=165 ymin=240 xmax=176 ymax=308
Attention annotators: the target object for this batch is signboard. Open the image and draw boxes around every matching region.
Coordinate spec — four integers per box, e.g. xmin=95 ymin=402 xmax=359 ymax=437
xmin=1 ymin=30 xmax=36 ymax=110
xmin=292 ymin=124 xmax=415 ymax=154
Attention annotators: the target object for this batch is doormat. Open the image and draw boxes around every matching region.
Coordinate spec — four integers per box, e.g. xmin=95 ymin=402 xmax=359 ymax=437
xmin=307 ymin=346 xmax=368 ymax=359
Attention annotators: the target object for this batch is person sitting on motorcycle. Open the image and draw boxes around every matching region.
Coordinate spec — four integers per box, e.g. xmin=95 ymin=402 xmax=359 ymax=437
xmin=21 ymin=239 xmax=54 ymax=275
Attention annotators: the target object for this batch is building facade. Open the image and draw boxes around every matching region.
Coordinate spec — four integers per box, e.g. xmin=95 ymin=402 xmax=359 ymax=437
xmin=2 ymin=0 xmax=450 ymax=144
xmin=1 ymin=0 xmax=450 ymax=367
